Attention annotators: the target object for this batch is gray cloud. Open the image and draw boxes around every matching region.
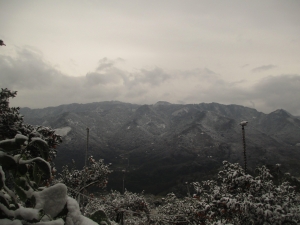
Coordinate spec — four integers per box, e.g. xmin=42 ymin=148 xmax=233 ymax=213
xmin=126 ymin=67 xmax=171 ymax=88
xmin=179 ymin=73 xmax=300 ymax=116
xmin=252 ymin=75 xmax=300 ymax=115
xmin=0 ymin=48 xmax=61 ymax=89
xmin=96 ymin=58 xmax=116 ymax=71
xmin=95 ymin=58 xmax=126 ymax=73
xmin=176 ymin=68 xmax=219 ymax=79
xmin=1 ymin=47 xmax=300 ymax=116
xmin=229 ymin=80 xmax=247 ymax=86
xmin=251 ymin=64 xmax=277 ymax=73
xmin=85 ymin=72 xmax=123 ymax=86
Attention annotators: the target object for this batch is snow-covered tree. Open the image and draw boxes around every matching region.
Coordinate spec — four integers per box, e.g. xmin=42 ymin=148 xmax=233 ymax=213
xmin=0 ymin=88 xmax=103 ymax=224
xmin=0 ymin=88 xmax=26 ymax=139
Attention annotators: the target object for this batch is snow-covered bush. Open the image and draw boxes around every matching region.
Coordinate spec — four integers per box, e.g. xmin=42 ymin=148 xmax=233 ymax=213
xmin=153 ymin=161 xmax=300 ymax=224
xmin=84 ymin=190 xmax=150 ymax=225
xmin=151 ymin=192 xmax=203 ymax=224
xmin=58 ymin=157 xmax=111 ymax=200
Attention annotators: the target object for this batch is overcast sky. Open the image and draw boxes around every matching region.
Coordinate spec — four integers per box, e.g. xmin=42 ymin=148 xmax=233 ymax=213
xmin=1 ymin=0 xmax=300 ymax=115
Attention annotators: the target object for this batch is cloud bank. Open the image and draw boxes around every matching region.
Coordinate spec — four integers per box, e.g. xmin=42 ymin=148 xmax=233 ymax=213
xmin=1 ymin=47 xmax=300 ymax=116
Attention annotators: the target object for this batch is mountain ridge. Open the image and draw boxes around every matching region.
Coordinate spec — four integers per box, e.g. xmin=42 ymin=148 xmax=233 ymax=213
xmin=20 ymin=101 xmax=300 ymax=195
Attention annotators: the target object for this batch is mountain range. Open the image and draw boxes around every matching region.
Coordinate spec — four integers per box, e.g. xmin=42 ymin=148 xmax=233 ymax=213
xmin=20 ymin=101 xmax=300 ymax=195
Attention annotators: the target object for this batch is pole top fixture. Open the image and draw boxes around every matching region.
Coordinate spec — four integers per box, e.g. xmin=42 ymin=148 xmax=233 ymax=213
xmin=240 ymin=121 xmax=248 ymax=126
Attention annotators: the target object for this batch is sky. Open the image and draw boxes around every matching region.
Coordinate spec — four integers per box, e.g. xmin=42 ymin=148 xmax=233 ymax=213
xmin=0 ymin=0 xmax=300 ymax=115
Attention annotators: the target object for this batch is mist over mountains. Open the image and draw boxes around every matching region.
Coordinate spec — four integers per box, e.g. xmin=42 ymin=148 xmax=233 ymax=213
xmin=20 ymin=101 xmax=300 ymax=195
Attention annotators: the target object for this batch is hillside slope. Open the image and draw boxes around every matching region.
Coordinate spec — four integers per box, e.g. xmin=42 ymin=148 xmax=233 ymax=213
xmin=21 ymin=102 xmax=300 ymax=194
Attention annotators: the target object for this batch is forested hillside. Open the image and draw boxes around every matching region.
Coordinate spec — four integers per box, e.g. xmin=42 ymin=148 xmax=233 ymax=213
xmin=20 ymin=100 xmax=300 ymax=195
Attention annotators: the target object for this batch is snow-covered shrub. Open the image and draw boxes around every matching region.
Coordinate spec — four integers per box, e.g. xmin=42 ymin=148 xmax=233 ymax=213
xmin=58 ymin=157 xmax=111 ymax=203
xmin=151 ymin=192 xmax=205 ymax=224
xmin=84 ymin=190 xmax=150 ymax=225
xmin=153 ymin=161 xmax=300 ymax=224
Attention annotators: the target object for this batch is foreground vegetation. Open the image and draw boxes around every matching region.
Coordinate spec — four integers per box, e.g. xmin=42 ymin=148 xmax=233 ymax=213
xmin=1 ymin=88 xmax=300 ymax=224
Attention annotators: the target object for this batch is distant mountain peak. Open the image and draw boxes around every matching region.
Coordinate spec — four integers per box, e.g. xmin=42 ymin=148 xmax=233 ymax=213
xmin=271 ymin=109 xmax=292 ymax=117
xmin=153 ymin=101 xmax=172 ymax=107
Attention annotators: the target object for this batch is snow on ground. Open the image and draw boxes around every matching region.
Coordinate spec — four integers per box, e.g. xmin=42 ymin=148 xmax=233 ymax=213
xmin=54 ymin=127 xmax=72 ymax=137
xmin=171 ymin=107 xmax=189 ymax=116
xmin=66 ymin=197 xmax=98 ymax=225
xmin=34 ymin=183 xmax=68 ymax=218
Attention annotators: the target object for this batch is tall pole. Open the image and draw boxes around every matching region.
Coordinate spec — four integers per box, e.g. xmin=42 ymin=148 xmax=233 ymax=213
xmin=122 ymin=169 xmax=125 ymax=194
xmin=85 ymin=127 xmax=89 ymax=170
xmin=242 ymin=126 xmax=247 ymax=173
xmin=121 ymin=169 xmax=125 ymax=225
xmin=240 ymin=121 xmax=248 ymax=173
xmin=81 ymin=127 xmax=89 ymax=207
xmin=185 ymin=182 xmax=191 ymax=197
